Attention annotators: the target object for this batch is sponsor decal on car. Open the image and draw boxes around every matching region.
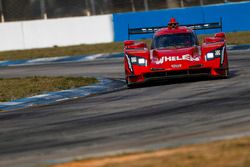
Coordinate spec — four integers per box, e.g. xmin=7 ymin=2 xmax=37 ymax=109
xmin=153 ymin=54 xmax=200 ymax=65
xmin=171 ymin=64 xmax=182 ymax=68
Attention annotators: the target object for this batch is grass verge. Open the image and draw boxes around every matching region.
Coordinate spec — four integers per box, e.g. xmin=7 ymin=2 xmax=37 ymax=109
xmin=0 ymin=31 xmax=250 ymax=61
xmin=0 ymin=76 xmax=97 ymax=102
xmin=0 ymin=42 xmax=123 ymax=61
xmin=51 ymin=136 xmax=250 ymax=167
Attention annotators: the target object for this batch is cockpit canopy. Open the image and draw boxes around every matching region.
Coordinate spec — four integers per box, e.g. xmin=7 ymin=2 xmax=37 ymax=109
xmin=151 ymin=32 xmax=198 ymax=49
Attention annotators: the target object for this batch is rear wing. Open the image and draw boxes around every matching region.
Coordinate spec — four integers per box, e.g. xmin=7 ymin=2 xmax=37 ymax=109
xmin=128 ymin=18 xmax=222 ymax=39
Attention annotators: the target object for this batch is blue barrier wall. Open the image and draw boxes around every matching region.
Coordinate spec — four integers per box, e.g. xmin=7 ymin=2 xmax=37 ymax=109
xmin=113 ymin=2 xmax=250 ymax=41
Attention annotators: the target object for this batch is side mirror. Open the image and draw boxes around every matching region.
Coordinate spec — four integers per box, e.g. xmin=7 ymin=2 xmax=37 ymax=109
xmin=124 ymin=40 xmax=135 ymax=46
xmin=215 ymin=32 xmax=225 ymax=39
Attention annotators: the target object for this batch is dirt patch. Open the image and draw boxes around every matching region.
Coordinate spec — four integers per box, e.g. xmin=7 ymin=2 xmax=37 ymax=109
xmin=51 ymin=136 xmax=250 ymax=167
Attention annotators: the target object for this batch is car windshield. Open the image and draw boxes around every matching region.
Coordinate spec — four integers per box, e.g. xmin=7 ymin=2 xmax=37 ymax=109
xmin=153 ymin=33 xmax=195 ymax=49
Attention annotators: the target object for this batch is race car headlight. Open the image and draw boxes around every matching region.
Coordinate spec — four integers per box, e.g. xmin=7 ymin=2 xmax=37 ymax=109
xmin=131 ymin=57 xmax=137 ymax=63
xmin=138 ymin=58 xmax=146 ymax=66
xmin=130 ymin=56 xmax=147 ymax=66
xmin=214 ymin=50 xmax=221 ymax=56
xmin=206 ymin=46 xmax=224 ymax=61
xmin=206 ymin=52 xmax=214 ymax=60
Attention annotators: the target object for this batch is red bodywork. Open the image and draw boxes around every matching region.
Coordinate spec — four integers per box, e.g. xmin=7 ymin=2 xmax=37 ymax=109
xmin=124 ymin=19 xmax=229 ymax=87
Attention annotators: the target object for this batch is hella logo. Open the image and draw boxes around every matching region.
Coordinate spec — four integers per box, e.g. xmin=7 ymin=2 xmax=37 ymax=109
xmin=171 ymin=64 xmax=182 ymax=68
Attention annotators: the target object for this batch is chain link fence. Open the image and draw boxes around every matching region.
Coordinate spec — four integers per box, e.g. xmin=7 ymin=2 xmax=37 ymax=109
xmin=0 ymin=0 xmax=248 ymax=22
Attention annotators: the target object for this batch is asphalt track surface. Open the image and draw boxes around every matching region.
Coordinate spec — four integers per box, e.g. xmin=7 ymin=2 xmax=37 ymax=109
xmin=0 ymin=50 xmax=250 ymax=167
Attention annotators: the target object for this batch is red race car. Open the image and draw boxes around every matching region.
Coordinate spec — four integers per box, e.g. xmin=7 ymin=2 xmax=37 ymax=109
xmin=124 ymin=18 xmax=229 ymax=87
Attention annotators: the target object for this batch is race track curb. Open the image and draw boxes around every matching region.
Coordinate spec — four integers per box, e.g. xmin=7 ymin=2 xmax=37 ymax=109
xmin=0 ymin=78 xmax=124 ymax=111
xmin=0 ymin=52 xmax=123 ymax=67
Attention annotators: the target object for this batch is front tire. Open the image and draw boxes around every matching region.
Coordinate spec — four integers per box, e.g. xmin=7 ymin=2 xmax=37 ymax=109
xmin=126 ymin=78 xmax=137 ymax=88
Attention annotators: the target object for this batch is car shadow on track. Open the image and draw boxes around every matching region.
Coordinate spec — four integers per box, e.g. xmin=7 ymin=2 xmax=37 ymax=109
xmin=128 ymin=70 xmax=238 ymax=89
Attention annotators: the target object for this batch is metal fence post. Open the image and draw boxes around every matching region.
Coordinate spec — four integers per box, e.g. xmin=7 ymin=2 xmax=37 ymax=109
xmin=180 ymin=0 xmax=184 ymax=7
xmin=40 ymin=0 xmax=47 ymax=19
xmin=90 ymin=0 xmax=96 ymax=15
xmin=144 ymin=0 xmax=149 ymax=11
xmin=131 ymin=0 xmax=136 ymax=12
xmin=84 ymin=0 xmax=90 ymax=16
xmin=200 ymin=0 xmax=204 ymax=6
xmin=0 ymin=0 xmax=4 ymax=22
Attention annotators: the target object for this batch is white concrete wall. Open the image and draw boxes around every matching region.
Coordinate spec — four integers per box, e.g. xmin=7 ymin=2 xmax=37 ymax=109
xmin=0 ymin=14 xmax=114 ymax=51
xmin=0 ymin=22 xmax=25 ymax=51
